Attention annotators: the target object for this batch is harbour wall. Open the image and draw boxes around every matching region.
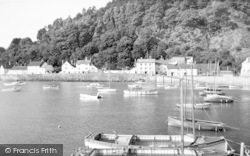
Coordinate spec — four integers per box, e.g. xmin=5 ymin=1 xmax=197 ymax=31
xmin=1 ymin=73 xmax=250 ymax=86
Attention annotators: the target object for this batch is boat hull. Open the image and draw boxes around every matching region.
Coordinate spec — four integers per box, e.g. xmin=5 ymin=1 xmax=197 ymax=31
xmin=203 ymin=95 xmax=234 ymax=103
xmin=167 ymin=116 xmax=226 ymax=131
xmin=176 ymin=103 xmax=211 ymax=110
xmin=84 ymin=133 xmax=230 ymax=153
xmin=123 ymin=89 xmax=158 ymax=95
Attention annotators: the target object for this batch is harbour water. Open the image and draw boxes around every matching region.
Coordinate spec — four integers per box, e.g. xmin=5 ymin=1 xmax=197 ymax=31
xmin=0 ymin=81 xmax=250 ymax=156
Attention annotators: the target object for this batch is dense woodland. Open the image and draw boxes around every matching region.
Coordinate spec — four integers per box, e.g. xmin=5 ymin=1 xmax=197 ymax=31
xmin=0 ymin=0 xmax=250 ymax=73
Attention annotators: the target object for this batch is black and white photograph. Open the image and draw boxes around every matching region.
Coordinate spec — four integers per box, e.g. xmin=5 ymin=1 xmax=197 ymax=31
xmin=0 ymin=0 xmax=250 ymax=155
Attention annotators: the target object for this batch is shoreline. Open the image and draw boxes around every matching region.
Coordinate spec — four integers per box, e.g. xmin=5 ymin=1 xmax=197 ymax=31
xmin=1 ymin=73 xmax=250 ymax=86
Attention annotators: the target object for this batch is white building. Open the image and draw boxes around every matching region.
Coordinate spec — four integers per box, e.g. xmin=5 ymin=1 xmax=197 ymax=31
xmin=76 ymin=58 xmax=98 ymax=73
xmin=7 ymin=66 xmax=28 ymax=75
xmin=27 ymin=61 xmax=46 ymax=74
xmin=240 ymin=57 xmax=250 ymax=76
xmin=0 ymin=65 xmax=5 ymax=75
xmin=131 ymin=57 xmax=156 ymax=75
xmin=61 ymin=61 xmax=77 ymax=74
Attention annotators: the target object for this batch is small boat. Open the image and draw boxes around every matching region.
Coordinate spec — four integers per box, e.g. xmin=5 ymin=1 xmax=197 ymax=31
xmin=176 ymin=103 xmax=212 ymax=110
xmin=135 ymin=79 xmax=146 ymax=84
xmin=203 ymin=94 xmax=234 ymax=103
xmin=2 ymin=87 xmax=22 ymax=92
xmin=164 ymin=84 xmax=178 ymax=89
xmin=98 ymin=87 xmax=117 ymax=92
xmin=128 ymin=84 xmax=142 ymax=89
xmin=4 ymin=81 xmax=25 ymax=86
xmin=194 ymin=83 xmax=207 ymax=90
xmin=84 ymin=133 xmax=233 ymax=154
xmin=80 ymin=93 xmax=102 ymax=100
xmin=167 ymin=116 xmax=228 ymax=131
xmin=87 ymin=83 xmax=104 ymax=88
xmin=43 ymin=85 xmax=59 ymax=90
xmin=123 ymin=89 xmax=158 ymax=95
xmin=199 ymin=88 xmax=225 ymax=96
xmin=71 ymin=147 xmax=226 ymax=156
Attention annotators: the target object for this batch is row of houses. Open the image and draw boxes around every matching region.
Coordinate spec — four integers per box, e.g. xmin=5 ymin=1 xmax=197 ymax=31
xmin=1 ymin=56 xmax=250 ymax=76
xmin=0 ymin=58 xmax=98 ymax=75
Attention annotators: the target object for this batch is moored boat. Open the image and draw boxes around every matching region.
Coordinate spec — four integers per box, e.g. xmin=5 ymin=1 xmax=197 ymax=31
xmin=43 ymin=85 xmax=59 ymax=90
xmin=80 ymin=93 xmax=102 ymax=100
xmin=199 ymin=88 xmax=225 ymax=96
xmin=84 ymin=133 xmax=233 ymax=154
xmin=87 ymin=83 xmax=104 ymax=88
xmin=98 ymin=87 xmax=117 ymax=92
xmin=1 ymin=87 xmax=22 ymax=92
xmin=203 ymin=94 xmax=234 ymax=103
xmin=123 ymin=89 xmax=158 ymax=95
xmin=176 ymin=103 xmax=212 ymax=110
xmin=4 ymin=81 xmax=25 ymax=86
xmin=167 ymin=116 xmax=228 ymax=131
xmin=164 ymin=84 xmax=178 ymax=89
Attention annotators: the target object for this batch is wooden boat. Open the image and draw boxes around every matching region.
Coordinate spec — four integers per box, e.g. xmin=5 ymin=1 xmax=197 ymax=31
xmin=194 ymin=83 xmax=207 ymax=90
xmin=80 ymin=93 xmax=102 ymax=100
xmin=167 ymin=116 xmax=229 ymax=131
xmin=84 ymin=133 xmax=233 ymax=154
xmin=128 ymin=84 xmax=142 ymax=89
xmin=203 ymin=94 xmax=234 ymax=103
xmin=98 ymin=87 xmax=117 ymax=92
xmin=87 ymin=83 xmax=104 ymax=88
xmin=123 ymin=89 xmax=158 ymax=95
xmin=176 ymin=103 xmax=212 ymax=110
xmin=2 ymin=87 xmax=22 ymax=92
xmin=4 ymin=81 xmax=25 ymax=86
xmin=199 ymin=88 xmax=225 ymax=96
xmin=43 ymin=85 xmax=59 ymax=90
xmin=71 ymin=147 xmax=229 ymax=156
xmin=164 ymin=84 xmax=178 ymax=89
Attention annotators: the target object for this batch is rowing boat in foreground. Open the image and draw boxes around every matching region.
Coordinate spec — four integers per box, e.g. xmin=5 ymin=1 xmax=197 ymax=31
xmin=167 ymin=116 xmax=229 ymax=131
xmin=72 ymin=147 xmax=230 ymax=156
xmin=84 ymin=133 xmax=233 ymax=154
xmin=176 ymin=103 xmax=212 ymax=110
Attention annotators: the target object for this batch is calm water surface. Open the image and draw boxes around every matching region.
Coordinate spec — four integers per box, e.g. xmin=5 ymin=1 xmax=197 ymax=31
xmin=0 ymin=81 xmax=250 ymax=156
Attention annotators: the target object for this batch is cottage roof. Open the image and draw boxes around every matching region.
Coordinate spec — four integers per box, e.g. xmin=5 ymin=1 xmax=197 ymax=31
xmin=76 ymin=60 xmax=91 ymax=65
xmin=179 ymin=64 xmax=197 ymax=69
xmin=167 ymin=64 xmax=179 ymax=69
xmin=137 ymin=58 xmax=155 ymax=63
xmin=28 ymin=61 xmax=43 ymax=66
xmin=10 ymin=66 xmax=27 ymax=70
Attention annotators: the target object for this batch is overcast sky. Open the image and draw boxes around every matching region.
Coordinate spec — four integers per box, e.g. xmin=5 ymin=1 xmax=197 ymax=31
xmin=0 ymin=0 xmax=111 ymax=49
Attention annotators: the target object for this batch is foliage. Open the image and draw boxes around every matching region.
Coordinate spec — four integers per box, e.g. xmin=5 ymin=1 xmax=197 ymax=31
xmin=1 ymin=0 xmax=250 ymax=74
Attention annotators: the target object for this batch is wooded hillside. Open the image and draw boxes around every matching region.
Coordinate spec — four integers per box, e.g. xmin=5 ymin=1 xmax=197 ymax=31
xmin=0 ymin=0 xmax=250 ymax=73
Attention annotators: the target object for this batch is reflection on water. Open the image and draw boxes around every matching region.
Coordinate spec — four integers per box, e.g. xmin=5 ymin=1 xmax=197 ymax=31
xmin=0 ymin=82 xmax=249 ymax=155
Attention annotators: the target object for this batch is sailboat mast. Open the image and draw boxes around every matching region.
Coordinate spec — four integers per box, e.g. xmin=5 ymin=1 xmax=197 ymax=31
xmin=191 ymin=64 xmax=195 ymax=137
xmin=180 ymin=77 xmax=184 ymax=153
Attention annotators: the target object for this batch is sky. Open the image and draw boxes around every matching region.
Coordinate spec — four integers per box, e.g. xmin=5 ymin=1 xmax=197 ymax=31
xmin=0 ymin=0 xmax=112 ymax=49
